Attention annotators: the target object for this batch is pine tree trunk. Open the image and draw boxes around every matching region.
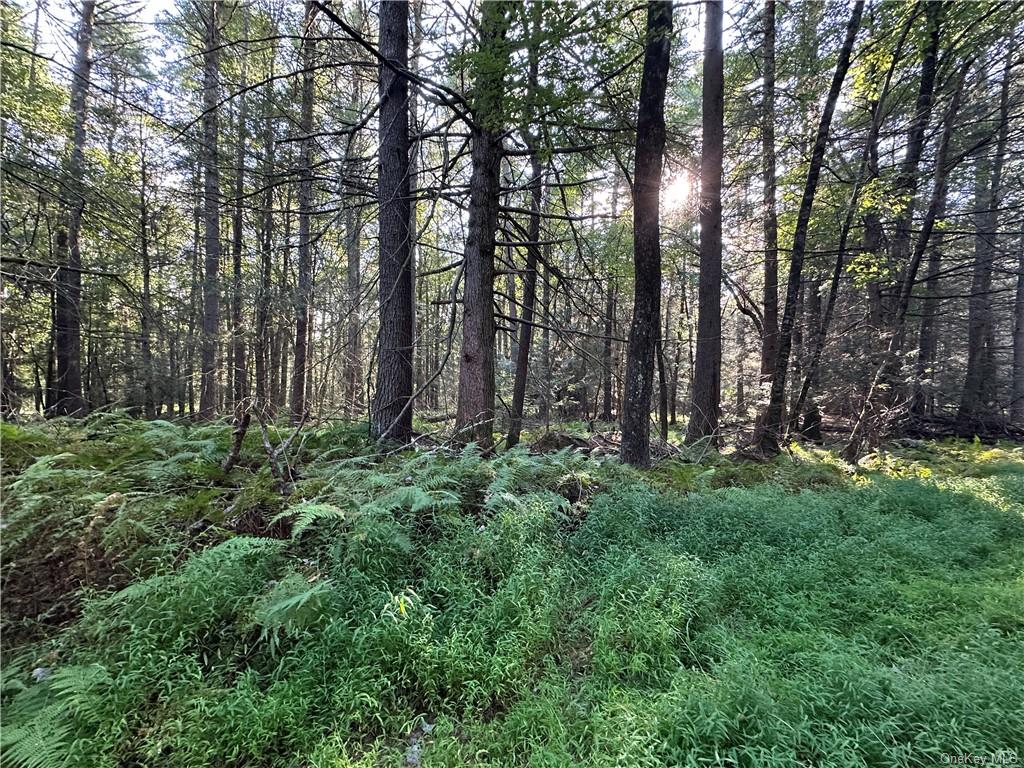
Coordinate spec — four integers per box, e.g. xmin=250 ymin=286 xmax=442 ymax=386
xmin=455 ymin=1 xmax=513 ymax=449
xmin=686 ymin=0 xmax=723 ymax=444
xmin=656 ymin=336 xmax=669 ymax=442
xmin=912 ymin=189 xmax=947 ymax=416
xmin=290 ymin=3 xmax=316 ymax=423
xmin=888 ymin=1 xmax=942 ymax=315
xmin=506 ymin=152 xmax=542 ymax=448
xmin=256 ymin=70 xmax=275 ymax=413
xmin=198 ymin=0 xmax=222 ymax=420
xmin=736 ymin=318 xmax=746 ymax=414
xmin=759 ymin=0 xmax=778 ymax=381
xmin=344 ymin=185 xmax=362 ymax=417
xmin=371 ymin=0 xmax=415 ymax=442
xmin=756 ymin=0 xmax=863 ymax=453
xmin=540 ymin=262 xmax=551 ymax=424
xmin=140 ymin=149 xmax=155 ymax=419
xmin=507 ymin=13 xmax=544 ymax=449
xmin=620 ymin=0 xmax=673 ymax=466
xmin=52 ymin=0 xmax=95 ymax=417
xmin=230 ymin=25 xmax=248 ymax=412
xmin=602 ymin=282 xmax=615 ymax=421
xmin=1012 ymin=234 xmax=1024 ymax=424
xmin=957 ymin=49 xmax=1010 ymax=431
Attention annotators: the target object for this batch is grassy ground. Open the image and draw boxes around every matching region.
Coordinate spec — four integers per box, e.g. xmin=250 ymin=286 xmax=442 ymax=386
xmin=2 ymin=415 xmax=1022 ymax=767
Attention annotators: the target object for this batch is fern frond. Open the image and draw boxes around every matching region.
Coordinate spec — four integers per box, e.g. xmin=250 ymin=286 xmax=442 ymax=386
xmin=273 ymin=502 xmax=348 ymax=538
xmin=1 ymin=703 xmax=72 ymax=768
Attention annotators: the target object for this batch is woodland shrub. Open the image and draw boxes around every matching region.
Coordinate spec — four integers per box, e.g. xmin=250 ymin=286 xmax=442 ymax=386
xmin=1 ymin=422 xmax=1022 ymax=767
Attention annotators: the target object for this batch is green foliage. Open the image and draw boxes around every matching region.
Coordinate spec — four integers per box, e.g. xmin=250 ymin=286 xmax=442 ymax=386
xmin=3 ymin=426 xmax=1023 ymax=766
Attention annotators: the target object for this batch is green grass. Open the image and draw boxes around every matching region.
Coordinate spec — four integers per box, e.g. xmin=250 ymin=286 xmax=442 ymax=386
xmin=2 ymin=416 xmax=1022 ymax=767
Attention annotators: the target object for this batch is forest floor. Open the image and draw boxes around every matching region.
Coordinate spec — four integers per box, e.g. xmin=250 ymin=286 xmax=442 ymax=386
xmin=1 ymin=415 xmax=1023 ymax=767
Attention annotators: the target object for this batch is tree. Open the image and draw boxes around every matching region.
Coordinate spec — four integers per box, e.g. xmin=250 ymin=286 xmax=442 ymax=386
xmin=957 ymin=46 xmax=1012 ymax=433
xmin=371 ymin=0 xmax=414 ymax=442
xmin=1013 ymin=234 xmax=1024 ymax=425
xmin=759 ymin=0 xmax=778 ymax=381
xmin=506 ymin=4 xmax=545 ymax=449
xmin=454 ymin=1 xmax=514 ymax=449
xmin=754 ymin=0 xmax=864 ymax=453
xmin=52 ymin=0 xmax=96 ymax=417
xmin=290 ymin=1 xmax=317 ymax=423
xmin=686 ymin=0 xmax=724 ymax=444
xmin=198 ymin=0 xmax=222 ymax=420
xmin=229 ymin=13 xmax=249 ymax=413
xmin=620 ymin=0 xmax=673 ymax=467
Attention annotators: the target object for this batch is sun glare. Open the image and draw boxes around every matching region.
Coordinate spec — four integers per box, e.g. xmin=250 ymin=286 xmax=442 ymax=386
xmin=662 ymin=172 xmax=690 ymax=211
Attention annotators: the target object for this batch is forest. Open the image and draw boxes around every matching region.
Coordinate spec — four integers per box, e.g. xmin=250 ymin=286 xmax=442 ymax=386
xmin=1 ymin=0 xmax=1023 ymax=765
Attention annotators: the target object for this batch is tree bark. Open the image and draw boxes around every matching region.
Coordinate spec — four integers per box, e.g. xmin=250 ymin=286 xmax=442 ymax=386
xmin=255 ymin=67 xmax=275 ymax=413
xmin=507 ymin=8 xmax=545 ymax=449
xmin=602 ymin=281 xmax=615 ymax=421
xmin=230 ymin=20 xmax=248 ymax=412
xmin=455 ymin=1 xmax=513 ymax=448
xmin=620 ymin=0 xmax=673 ymax=466
xmin=506 ymin=151 xmax=543 ymax=448
xmin=887 ymin=1 xmax=942 ymax=317
xmin=371 ymin=0 xmax=415 ymax=442
xmin=912 ymin=188 xmax=947 ymax=416
xmin=1012 ymin=233 xmax=1024 ymax=424
xmin=52 ymin=0 xmax=96 ymax=417
xmin=686 ymin=0 xmax=723 ymax=444
xmin=759 ymin=0 xmax=778 ymax=381
xmin=755 ymin=0 xmax=863 ymax=453
xmin=198 ymin=0 xmax=222 ymax=420
xmin=344 ymin=177 xmax=362 ymax=418
xmin=956 ymin=50 xmax=1010 ymax=432
xmin=290 ymin=2 xmax=316 ymax=423
xmin=140 ymin=146 xmax=155 ymax=419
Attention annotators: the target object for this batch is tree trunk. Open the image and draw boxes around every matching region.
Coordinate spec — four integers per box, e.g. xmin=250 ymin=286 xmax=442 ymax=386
xmin=843 ymin=58 xmax=969 ymax=460
xmin=52 ymin=0 xmax=96 ymax=417
xmin=888 ymin=1 xmax=942 ymax=316
xmin=230 ymin=22 xmax=248 ymax=412
xmin=540 ymin=262 xmax=551 ymax=424
xmin=256 ymin=69 xmax=275 ymax=413
xmin=290 ymin=2 xmax=316 ymax=423
xmin=736 ymin=317 xmax=746 ymax=414
xmin=1012 ymin=233 xmax=1024 ymax=425
xmin=687 ymin=0 xmax=724 ymax=444
xmin=0 ymin=333 xmax=15 ymax=417
xmin=793 ymin=165 xmax=864 ymax=422
xmin=507 ymin=9 xmax=545 ymax=449
xmin=140 ymin=147 xmax=155 ymax=419
xmin=755 ymin=0 xmax=863 ymax=453
xmin=912 ymin=188 xmax=947 ymax=416
xmin=455 ymin=1 xmax=513 ymax=448
xmin=506 ymin=151 xmax=543 ymax=448
xmin=620 ymin=0 xmax=673 ymax=466
xmin=602 ymin=281 xmax=615 ymax=421
xmin=957 ymin=49 xmax=1011 ymax=431
xmin=759 ymin=0 xmax=778 ymax=381
xmin=344 ymin=181 xmax=362 ymax=418
xmin=198 ymin=0 xmax=222 ymax=420
xmin=656 ymin=336 xmax=669 ymax=442
xmin=371 ymin=0 xmax=415 ymax=442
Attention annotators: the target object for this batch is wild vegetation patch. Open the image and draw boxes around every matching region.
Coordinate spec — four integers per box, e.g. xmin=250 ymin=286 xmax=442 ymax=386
xmin=2 ymin=421 xmax=1022 ymax=767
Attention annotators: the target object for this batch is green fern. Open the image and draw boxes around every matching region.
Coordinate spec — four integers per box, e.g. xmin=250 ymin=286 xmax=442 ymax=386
xmin=273 ymin=502 xmax=348 ymax=538
xmin=1 ymin=703 xmax=71 ymax=768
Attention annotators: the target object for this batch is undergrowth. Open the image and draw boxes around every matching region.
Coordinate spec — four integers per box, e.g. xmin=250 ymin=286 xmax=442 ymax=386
xmin=2 ymin=416 xmax=1022 ymax=767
